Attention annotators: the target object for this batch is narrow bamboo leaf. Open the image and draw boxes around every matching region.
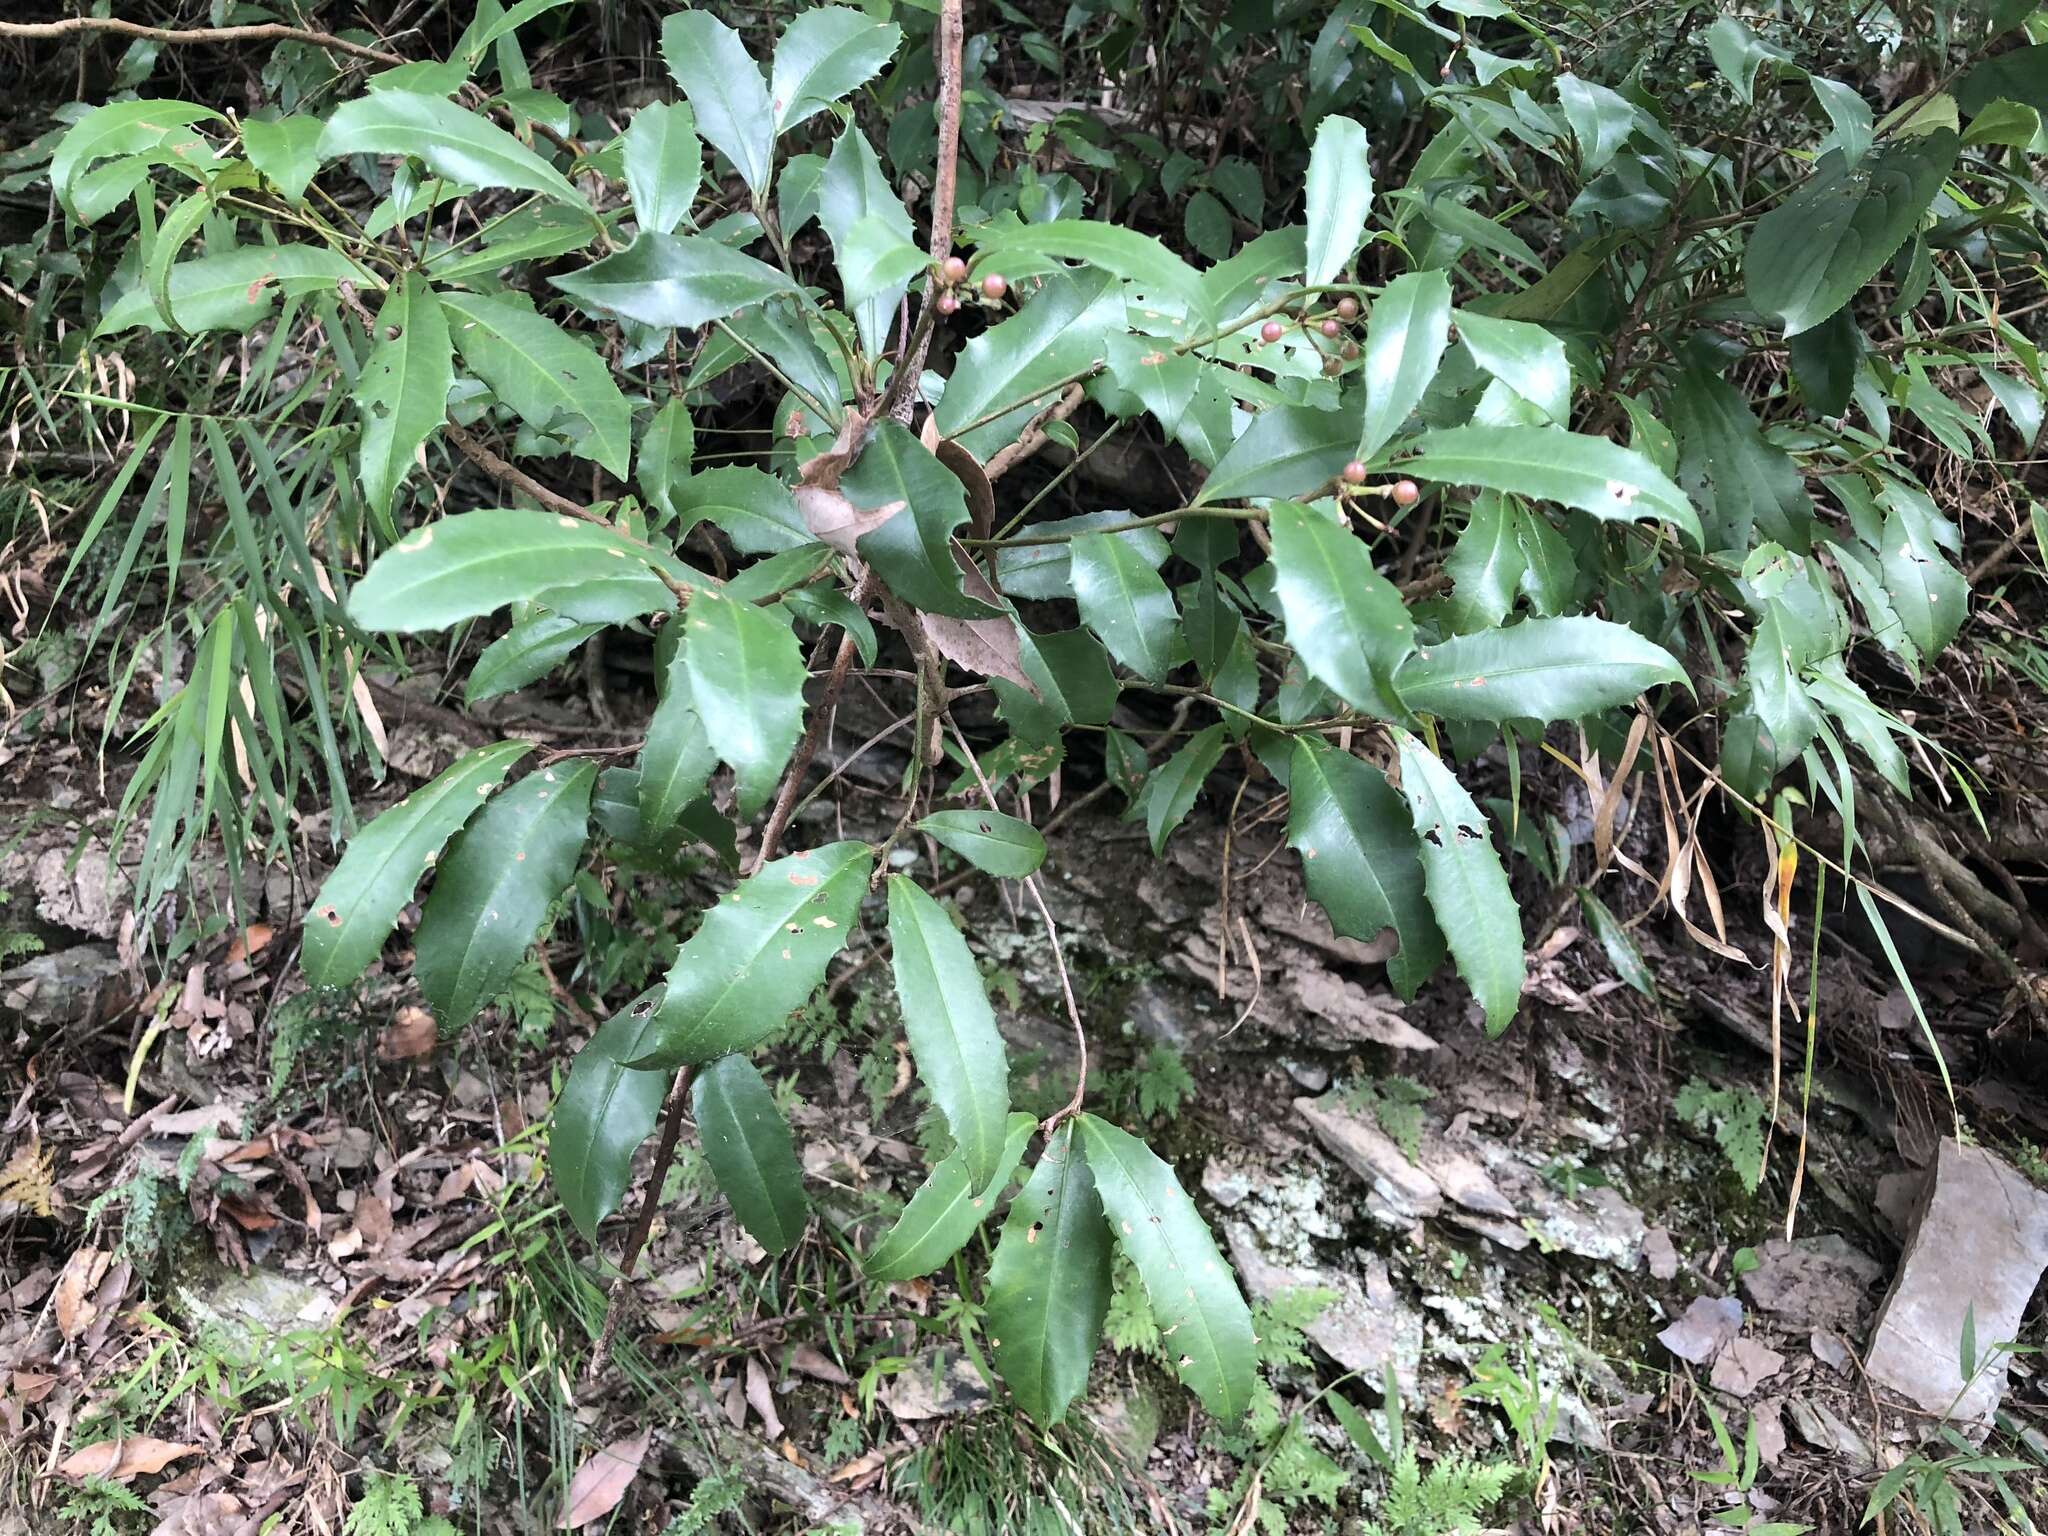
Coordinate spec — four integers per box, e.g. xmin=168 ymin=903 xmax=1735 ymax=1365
xmin=303 ymin=741 xmax=532 ymax=989
xmin=639 ymin=639 xmax=719 ymax=834
xmin=1135 ymin=723 xmax=1228 ymax=856
xmin=1304 ymin=114 xmax=1373 ymax=286
xmin=887 ymin=878 xmax=1012 ymax=1189
xmin=354 ymin=274 xmax=453 ymax=518
xmin=864 ymin=1114 xmax=1034 ymax=1280
xmin=1196 ymin=406 xmax=1355 ymax=504
xmin=985 ymin=1124 xmax=1112 ymax=1424
xmin=1267 ymin=500 xmax=1414 ymax=718
xmin=98 ymin=244 xmax=364 ymax=335
xmin=845 ymin=421 xmax=1002 ymax=618
xmin=466 ymin=611 xmax=604 ymax=703
xmin=1077 ymin=1114 xmax=1256 ymax=1425
xmin=1744 ymin=131 xmax=1957 ymax=336
xmin=552 ymin=232 xmax=797 ymax=329
xmin=692 ymin=1054 xmax=807 ymax=1253
xmin=661 ymin=11 xmax=774 ymax=195
xmin=623 ymin=101 xmax=701 ymax=236
xmin=416 ymin=762 xmax=596 ymax=1028
xmin=1069 ymin=531 xmax=1181 ymax=683
xmin=350 ymin=510 xmax=703 ymax=632
xmin=1395 ymin=616 xmax=1686 ymax=723
xmin=319 ymin=90 xmax=588 ymax=207
xmin=630 ymin=843 xmax=872 ymax=1068
xmin=916 ymin=809 xmax=1046 ymax=878
xmin=1403 ymin=426 xmax=1704 ymax=549
xmin=552 ymin=988 xmax=670 ymax=1240
xmin=680 ymin=586 xmax=808 ymax=817
xmin=1359 ymin=270 xmax=1452 ymax=461
xmin=1394 ymin=733 xmax=1524 ymax=1036
xmin=441 ymin=291 xmax=631 ymax=478
xmin=1286 ymin=740 xmax=1445 ymax=998
xmin=771 ymin=7 xmax=903 ymax=134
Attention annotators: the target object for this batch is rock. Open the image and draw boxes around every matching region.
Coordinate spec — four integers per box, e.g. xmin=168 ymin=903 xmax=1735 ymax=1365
xmin=1657 ymin=1296 xmax=1743 ymax=1365
xmin=1086 ymin=1380 xmax=1161 ymax=1465
xmin=1709 ymin=1336 xmax=1785 ymax=1397
xmin=1752 ymin=1397 xmax=1787 ymax=1466
xmin=170 ymin=1256 xmax=336 ymax=1365
xmin=1808 ymin=1328 xmax=1850 ymax=1374
xmin=1738 ymin=1234 xmax=1882 ymax=1328
xmin=1294 ymin=1096 xmax=1442 ymax=1224
xmin=880 ymin=1349 xmax=989 ymax=1420
xmin=1 ymin=944 xmax=127 ymax=1028
xmin=1874 ymin=1168 xmax=1929 ymax=1241
xmin=1865 ymin=1137 xmax=2048 ymax=1425
xmin=1643 ymin=1227 xmax=1681 ymax=1281
xmin=1226 ymin=1223 xmax=1423 ymax=1402
xmin=1786 ymin=1397 xmax=1874 ymax=1472
xmin=1281 ymin=1058 xmax=1330 ymax=1093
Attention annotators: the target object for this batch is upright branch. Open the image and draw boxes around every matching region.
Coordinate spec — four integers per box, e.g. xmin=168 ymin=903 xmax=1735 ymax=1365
xmin=884 ymin=0 xmax=964 ymax=424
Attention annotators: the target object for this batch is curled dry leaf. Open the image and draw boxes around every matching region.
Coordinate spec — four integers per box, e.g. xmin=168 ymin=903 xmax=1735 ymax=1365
xmin=558 ymin=1427 xmax=652 ymax=1529
xmin=376 ymin=1005 xmax=437 ymax=1061
xmin=919 ymin=553 xmax=1038 ymax=695
xmin=932 ymin=438 xmax=996 ymax=541
xmin=52 ymin=1245 xmax=110 ymax=1339
xmin=796 ymin=483 xmax=901 ymax=554
xmin=60 ymin=1435 xmax=203 ymax=1482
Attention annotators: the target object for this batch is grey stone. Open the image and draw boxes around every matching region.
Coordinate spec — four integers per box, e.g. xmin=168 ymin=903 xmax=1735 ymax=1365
xmin=1865 ymin=1137 xmax=2048 ymax=1425
xmin=1739 ymin=1234 xmax=1883 ymax=1328
xmin=1658 ymin=1295 xmax=1743 ymax=1365
xmin=0 ymin=944 xmax=127 ymax=1028
xmin=1294 ymin=1095 xmax=1442 ymax=1223
xmin=1225 ymin=1222 xmax=1423 ymax=1403
xmin=880 ymin=1350 xmax=990 ymax=1420
xmin=1709 ymin=1336 xmax=1785 ymax=1397
xmin=170 ymin=1257 xmax=336 ymax=1364
xmin=1786 ymin=1397 xmax=1874 ymax=1472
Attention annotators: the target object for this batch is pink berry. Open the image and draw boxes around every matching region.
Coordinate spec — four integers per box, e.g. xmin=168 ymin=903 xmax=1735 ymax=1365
xmin=937 ymin=292 xmax=960 ymax=315
xmin=1336 ymin=296 xmax=1360 ymax=321
xmin=1320 ymin=318 xmax=1341 ymax=338
xmin=981 ymin=273 xmax=1008 ymax=300
xmin=1391 ymin=479 xmax=1421 ymax=507
xmin=1340 ymin=340 xmax=1360 ymax=361
xmin=941 ymin=256 xmax=969 ymax=284
xmin=1341 ymin=461 xmax=1368 ymax=486
xmin=1260 ymin=319 xmax=1285 ymax=344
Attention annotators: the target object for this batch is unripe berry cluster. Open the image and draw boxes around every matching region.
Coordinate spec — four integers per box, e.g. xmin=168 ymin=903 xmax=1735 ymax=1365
xmin=935 ymin=255 xmax=1006 ymax=316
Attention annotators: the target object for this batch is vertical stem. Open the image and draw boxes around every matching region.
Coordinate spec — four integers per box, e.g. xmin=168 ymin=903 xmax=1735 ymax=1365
xmin=888 ymin=0 xmax=964 ymax=424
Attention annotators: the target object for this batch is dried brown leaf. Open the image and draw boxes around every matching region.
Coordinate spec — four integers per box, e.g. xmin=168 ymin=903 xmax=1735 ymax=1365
xmin=60 ymin=1435 xmax=203 ymax=1482
xmin=558 ymin=1428 xmax=651 ymax=1529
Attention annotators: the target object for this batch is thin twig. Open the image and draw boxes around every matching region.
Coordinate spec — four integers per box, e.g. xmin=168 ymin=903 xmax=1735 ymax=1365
xmin=883 ymin=0 xmax=963 ymax=424
xmin=0 ymin=17 xmax=404 ymax=64
xmin=443 ymin=422 xmax=606 ymax=524
xmin=588 ymin=1065 xmax=693 ymax=1378
xmin=751 ymin=573 xmax=877 ymax=872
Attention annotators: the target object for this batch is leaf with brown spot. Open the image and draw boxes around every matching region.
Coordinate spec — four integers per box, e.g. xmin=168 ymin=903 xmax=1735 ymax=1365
xmin=558 ymin=1428 xmax=651 ymax=1529
xmin=60 ymin=1435 xmax=203 ymax=1482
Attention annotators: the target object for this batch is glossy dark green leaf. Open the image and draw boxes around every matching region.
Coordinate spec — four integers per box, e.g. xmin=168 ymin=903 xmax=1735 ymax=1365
xmin=551 ymin=988 xmax=670 ymax=1240
xmin=986 ymin=1124 xmax=1112 ymax=1424
xmin=624 ymin=101 xmax=701 ymax=236
xmin=1286 ymin=739 xmax=1445 ymax=999
xmin=1745 ymin=132 xmax=1957 ymax=336
xmin=552 ymin=232 xmax=796 ymax=329
xmin=1454 ymin=310 xmax=1569 ymax=424
xmin=1394 ymin=733 xmax=1524 ymax=1036
xmin=354 ymin=274 xmax=453 ymax=518
xmin=415 ymin=762 xmax=595 ymax=1027
xmin=98 ymin=244 xmax=363 ymax=335
xmin=241 ymin=115 xmax=324 ymax=201
xmin=1404 ymin=426 xmax=1704 ymax=550
xmin=637 ymin=398 xmax=694 ymax=523
xmin=1077 ymin=1114 xmax=1255 ymax=1425
xmin=1069 ymin=530 xmax=1182 ymax=682
xmin=887 ymin=877 xmax=1013 ymax=1188
xmin=442 ymin=291 xmax=631 ymax=479
xmin=1304 ymin=114 xmax=1373 ymax=286
xmin=304 ymin=741 xmax=531 ymax=989
xmin=1396 ymin=616 xmax=1686 ymax=723
xmin=1359 ymin=270 xmax=1452 ymax=461
xmin=52 ymin=99 xmax=220 ymax=223
xmin=629 ymin=842 xmax=872 ymax=1068
xmin=639 ymin=638 xmax=719 ymax=835
xmin=1878 ymin=483 xmax=1967 ymax=661
xmin=320 ymin=90 xmax=588 ymax=207
xmin=1671 ymin=365 xmax=1813 ymax=552
xmin=916 ymin=809 xmax=1047 ymax=878
xmin=1579 ymin=890 xmax=1655 ymax=997
xmin=661 ymin=11 xmax=774 ymax=195
xmin=666 ymin=467 xmax=806 ymax=552
xmin=466 ymin=611 xmax=604 ymax=704
xmin=1196 ymin=406 xmax=1354 ymax=504
xmin=995 ymin=513 xmax=1169 ymax=602
xmin=1136 ymin=723 xmax=1228 ymax=856
xmin=1957 ymin=45 xmax=2048 ymax=117
xmin=1267 ymin=500 xmax=1414 ymax=719
xmin=680 ymin=586 xmax=807 ymax=816
xmin=818 ymin=127 xmax=915 ymax=356
xmin=972 ymin=218 xmax=1208 ymax=325
xmin=863 ymin=1113 xmax=1034 ymax=1280
xmin=1443 ymin=495 xmax=1527 ymax=632
xmin=844 ymin=421 xmax=1000 ymax=618
xmin=693 ymin=1053 xmax=807 ymax=1254
xmin=932 ymin=269 xmax=1120 ymax=459
xmin=771 ymin=6 xmax=903 ymax=134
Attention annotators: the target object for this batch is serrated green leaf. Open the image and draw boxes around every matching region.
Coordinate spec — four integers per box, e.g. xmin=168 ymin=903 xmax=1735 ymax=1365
xmin=428 ymin=203 xmax=594 ymax=283
xmin=52 ymin=99 xmax=220 ymax=222
xmin=1671 ymin=364 xmax=1813 ymax=553
xmin=1196 ymin=406 xmax=1355 ymax=504
xmin=1396 ymin=616 xmax=1685 ymax=723
xmin=551 ymin=988 xmax=670 ymax=1240
xmin=304 ymin=741 xmax=532 ymax=989
xmin=1304 ymin=114 xmax=1373 ymax=287
xmin=672 ymin=466 xmax=809 ymax=552
xmin=933 ymin=269 xmax=1121 ymax=459
xmin=350 ymin=509 xmax=703 ymax=632
xmin=1403 ymin=426 xmax=1704 ymax=549
xmin=917 ymin=809 xmax=1047 ymax=878
xmin=1069 ymin=531 xmax=1181 ymax=682
xmin=1267 ymin=500 xmax=1414 ymax=719
xmin=442 ymin=291 xmax=630 ymax=479
xmin=1556 ymin=74 xmax=1637 ymax=176
xmin=1077 ymin=1114 xmax=1255 ymax=1424
xmin=552 ymin=232 xmax=797 ymax=329
xmin=681 ymin=586 xmax=807 ymax=817
xmin=354 ymin=274 xmax=453 ymax=518
xmin=1443 ymin=495 xmax=1527 ymax=632
xmin=995 ymin=513 xmax=1169 ymax=602
xmin=661 ymin=11 xmax=774 ymax=195
xmin=887 ymin=878 xmax=1012 ymax=1188
xmin=1454 ymin=309 xmax=1569 ymax=424
xmin=1394 ymin=733 xmax=1524 ymax=1036
xmin=1359 ymin=270 xmax=1452 ymax=461
xmin=466 ymin=611 xmax=604 ymax=703
xmin=629 ymin=842 xmax=872 ymax=1068
xmin=624 ymin=101 xmax=701 ymax=236
xmin=1745 ymin=132 xmax=1957 ymax=336
xmin=844 ymin=420 xmax=999 ymax=618
xmin=986 ymin=1124 xmax=1112 ymax=1423
xmin=1957 ymin=44 xmax=2048 ymax=117
xmin=973 ymin=218 xmax=1208 ymax=325
xmin=638 ymin=398 xmax=694 ymax=523
xmin=416 ymin=761 xmax=595 ymax=1028
xmin=864 ymin=1113 xmax=1034 ymax=1280
xmin=771 ymin=7 xmax=903 ymax=134
xmin=99 ymin=244 xmax=364 ymax=335
xmin=818 ymin=127 xmax=915 ymax=357
xmin=639 ymin=635 xmax=719 ymax=834
xmin=1136 ymin=723 xmax=1227 ymax=856
xmin=319 ymin=90 xmax=588 ymax=207
xmin=1286 ymin=740 xmax=1444 ymax=998
xmin=241 ymin=115 xmax=325 ymax=201
xmin=693 ymin=1053 xmax=807 ymax=1253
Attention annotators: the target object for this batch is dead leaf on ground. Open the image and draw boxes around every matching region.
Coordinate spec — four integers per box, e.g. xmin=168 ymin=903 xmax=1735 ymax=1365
xmin=60 ymin=1435 xmax=203 ymax=1481
xmin=557 ymin=1428 xmax=651 ymax=1530
xmin=53 ymin=1246 xmax=110 ymax=1338
xmin=377 ymin=1006 xmax=437 ymax=1061
xmin=149 ymin=1489 xmax=244 ymax=1536
xmin=225 ymin=923 xmax=273 ymax=965
xmin=745 ymin=1355 xmax=784 ymax=1439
